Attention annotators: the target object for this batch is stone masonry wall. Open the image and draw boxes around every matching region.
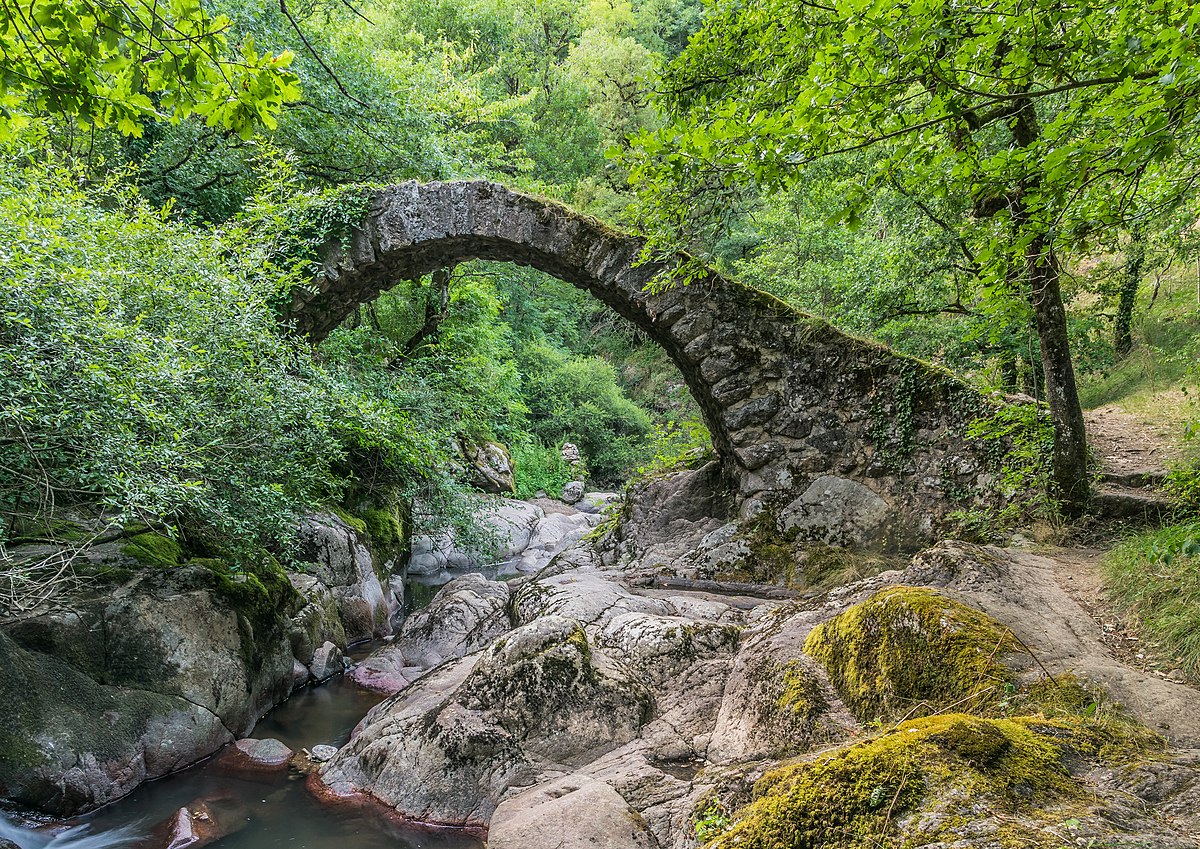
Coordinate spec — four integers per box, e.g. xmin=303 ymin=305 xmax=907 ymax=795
xmin=290 ymin=181 xmax=1004 ymax=549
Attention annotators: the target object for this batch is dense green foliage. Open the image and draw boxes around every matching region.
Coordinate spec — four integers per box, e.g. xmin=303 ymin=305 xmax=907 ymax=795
xmin=0 ymin=0 xmax=709 ymax=561
xmin=0 ymin=0 xmax=300 ymax=140
xmin=2 ymin=0 xmax=1199 ymax=588
xmin=0 ymin=161 xmax=448 ymax=550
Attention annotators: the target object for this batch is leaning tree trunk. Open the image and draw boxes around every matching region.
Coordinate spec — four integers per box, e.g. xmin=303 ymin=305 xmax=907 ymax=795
xmin=1114 ymin=224 xmax=1145 ymax=359
xmin=1026 ymin=234 xmax=1091 ymax=515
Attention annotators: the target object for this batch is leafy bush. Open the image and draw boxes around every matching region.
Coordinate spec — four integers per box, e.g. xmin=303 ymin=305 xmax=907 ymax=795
xmin=0 ymin=159 xmax=450 ymax=553
xmin=510 ymin=436 xmax=572 ymax=500
xmin=518 ymin=342 xmax=653 ymax=484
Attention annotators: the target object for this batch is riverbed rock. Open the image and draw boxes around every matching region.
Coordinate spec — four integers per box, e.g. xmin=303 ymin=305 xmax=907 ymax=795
xmin=308 ymin=641 xmax=345 ymax=682
xmin=214 ymin=738 xmax=293 ymax=779
xmin=350 ymin=573 xmax=511 ymax=694
xmin=148 ymin=801 xmax=236 ymax=849
xmin=317 ymin=615 xmax=654 ymax=826
xmin=575 ymin=491 xmax=620 ymax=514
xmin=295 ymin=513 xmax=393 ymax=642
xmin=459 ymin=439 xmax=516 ymax=494
xmin=0 ymin=507 xmax=406 ymax=816
xmin=308 ymin=745 xmax=339 ymax=762
xmin=315 ymin=534 xmax=1200 ymax=849
xmin=0 ymin=558 xmax=301 ymax=814
xmin=506 ymin=511 xmax=597 ymax=573
xmin=561 ymin=481 xmax=585 ymax=504
xmin=488 ymin=776 xmax=656 ymax=849
xmin=407 ymin=499 xmax=546 ymax=575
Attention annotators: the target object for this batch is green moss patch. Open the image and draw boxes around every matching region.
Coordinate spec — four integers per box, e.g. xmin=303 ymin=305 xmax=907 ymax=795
xmin=804 ymin=586 xmax=1019 ymax=723
xmin=775 ymin=661 xmax=825 ymax=721
xmin=329 ymin=506 xmax=367 ymax=535
xmin=700 ymin=714 xmax=1097 ymax=849
xmin=120 ymin=530 xmax=184 ymax=568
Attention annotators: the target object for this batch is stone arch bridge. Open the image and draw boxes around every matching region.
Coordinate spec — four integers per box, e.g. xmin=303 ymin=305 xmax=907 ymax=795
xmin=291 ymin=181 xmax=1004 ymax=549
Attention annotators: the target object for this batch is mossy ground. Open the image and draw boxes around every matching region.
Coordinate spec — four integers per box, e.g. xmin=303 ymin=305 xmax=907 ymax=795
xmin=698 ymin=707 xmax=1163 ymax=849
xmin=804 ymin=586 xmax=1020 ymax=723
xmin=698 ymin=586 xmax=1166 ymax=849
xmin=701 ymin=713 xmax=1077 ymax=849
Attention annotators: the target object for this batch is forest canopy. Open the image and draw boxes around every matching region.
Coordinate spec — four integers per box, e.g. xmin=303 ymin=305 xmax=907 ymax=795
xmin=1 ymin=0 xmax=1198 ymax=562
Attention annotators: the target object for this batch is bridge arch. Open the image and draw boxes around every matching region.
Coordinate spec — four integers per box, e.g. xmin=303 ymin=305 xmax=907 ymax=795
xmin=291 ymin=180 xmax=1001 ymax=549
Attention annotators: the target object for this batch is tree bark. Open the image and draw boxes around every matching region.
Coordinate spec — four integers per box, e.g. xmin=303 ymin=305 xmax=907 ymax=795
xmin=1026 ymin=234 xmax=1091 ymax=514
xmin=1114 ymin=224 xmax=1145 ymax=359
xmin=1006 ymin=101 xmax=1090 ymax=515
xmin=402 ymin=267 xmax=452 ymax=356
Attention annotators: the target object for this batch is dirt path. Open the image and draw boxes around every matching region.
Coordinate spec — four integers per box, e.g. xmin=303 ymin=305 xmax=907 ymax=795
xmin=1048 ymin=546 xmax=1193 ymax=682
xmin=1085 ymin=407 xmax=1182 ymax=484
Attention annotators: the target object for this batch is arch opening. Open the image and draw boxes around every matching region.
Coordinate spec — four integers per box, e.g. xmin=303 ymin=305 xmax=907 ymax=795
xmin=290 ymin=179 xmax=1007 ymax=550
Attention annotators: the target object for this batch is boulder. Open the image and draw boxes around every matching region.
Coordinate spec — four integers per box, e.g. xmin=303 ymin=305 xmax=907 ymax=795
xmin=407 ymin=499 xmax=545 ymax=575
xmin=459 ymin=439 xmax=516 ymax=494
xmin=316 ymin=616 xmax=653 ymax=826
xmin=488 ymin=776 xmax=656 ymax=849
xmin=308 ymin=745 xmax=338 ymax=762
xmin=561 ymin=481 xmax=585 ymax=504
xmin=352 ymin=573 xmax=511 ymax=695
xmin=295 ymin=514 xmax=392 ymax=642
xmin=214 ymin=738 xmax=293 ymax=779
xmin=147 ymin=801 xmax=241 ymax=849
xmin=575 ymin=491 xmax=620 ymax=514
xmin=392 ymin=573 xmax=511 ymax=669
xmin=0 ymin=508 xmax=405 ymax=816
xmin=507 ymin=511 xmax=596 ymax=574
xmin=778 ymin=474 xmax=892 ymax=547
xmin=0 ymin=562 xmax=298 ymax=815
xmin=308 ymin=641 xmax=345 ymax=682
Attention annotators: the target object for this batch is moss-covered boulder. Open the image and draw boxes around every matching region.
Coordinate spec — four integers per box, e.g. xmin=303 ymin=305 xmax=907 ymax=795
xmin=0 ymin=626 xmax=233 ymax=814
xmin=697 ymin=712 xmax=1154 ymax=849
xmin=804 ymin=586 xmax=1019 ymax=723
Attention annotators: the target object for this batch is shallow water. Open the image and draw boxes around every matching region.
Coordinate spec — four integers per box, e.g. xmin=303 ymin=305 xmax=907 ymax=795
xmin=2 ymin=669 xmax=482 ymax=849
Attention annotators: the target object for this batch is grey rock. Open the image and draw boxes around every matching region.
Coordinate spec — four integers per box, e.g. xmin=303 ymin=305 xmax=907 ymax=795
xmin=308 ymin=641 xmax=345 ymax=682
xmin=488 ymin=776 xmax=656 ymax=849
xmin=779 ymin=475 xmax=891 ymax=546
xmin=308 ymin=745 xmax=338 ymax=762
xmin=459 ymin=439 xmax=516 ymax=494
xmin=295 ymin=513 xmax=392 ymax=642
xmin=316 ymin=615 xmax=653 ymax=826
xmin=575 ymin=491 xmax=620 ymax=514
xmin=561 ymin=480 xmax=585 ymax=504
xmin=393 ymin=573 xmax=511 ymax=668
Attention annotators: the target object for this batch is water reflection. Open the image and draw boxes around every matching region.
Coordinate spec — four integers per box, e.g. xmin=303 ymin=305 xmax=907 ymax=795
xmin=1 ymin=670 xmax=479 ymax=849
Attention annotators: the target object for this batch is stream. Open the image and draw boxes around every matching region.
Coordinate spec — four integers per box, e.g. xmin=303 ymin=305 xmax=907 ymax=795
xmin=1 ymin=641 xmax=483 ymax=849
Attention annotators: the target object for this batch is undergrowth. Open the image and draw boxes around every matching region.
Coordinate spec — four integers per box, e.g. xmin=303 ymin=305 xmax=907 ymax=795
xmin=1105 ymin=521 xmax=1200 ymax=674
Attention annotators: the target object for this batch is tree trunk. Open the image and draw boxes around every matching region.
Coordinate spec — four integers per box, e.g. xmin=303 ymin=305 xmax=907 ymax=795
xmin=1006 ymin=103 xmax=1090 ymax=515
xmin=1026 ymin=235 xmax=1090 ymax=515
xmin=1114 ymin=224 xmax=1145 ymax=359
xmin=402 ymin=267 xmax=453 ymax=356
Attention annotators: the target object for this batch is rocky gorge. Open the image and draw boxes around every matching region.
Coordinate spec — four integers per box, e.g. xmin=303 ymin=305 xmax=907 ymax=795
xmin=3 ymin=465 xmax=1200 ymax=849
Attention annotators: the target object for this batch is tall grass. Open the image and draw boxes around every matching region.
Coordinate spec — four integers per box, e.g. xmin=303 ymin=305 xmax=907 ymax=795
xmin=1104 ymin=522 xmax=1200 ymax=673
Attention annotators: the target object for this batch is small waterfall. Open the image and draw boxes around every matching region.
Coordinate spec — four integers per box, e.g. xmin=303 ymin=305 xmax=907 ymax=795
xmin=0 ymin=814 xmax=139 ymax=849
